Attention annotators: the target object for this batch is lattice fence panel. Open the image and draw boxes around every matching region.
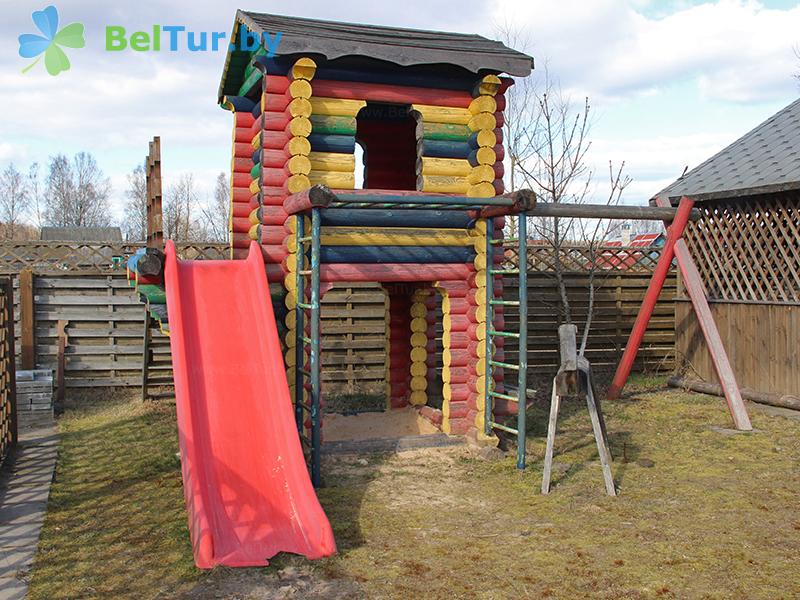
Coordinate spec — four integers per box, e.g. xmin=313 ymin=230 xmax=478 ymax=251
xmin=0 ymin=278 xmax=16 ymax=463
xmin=504 ymin=243 xmax=662 ymax=273
xmin=683 ymin=195 xmax=800 ymax=303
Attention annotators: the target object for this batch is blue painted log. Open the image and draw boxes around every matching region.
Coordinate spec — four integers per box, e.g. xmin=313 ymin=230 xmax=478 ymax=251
xmin=309 ymin=133 xmax=356 ymax=154
xmin=251 ymin=56 xmax=477 ymax=92
xmin=222 ymin=95 xmax=256 ymax=113
xmin=320 ymin=245 xmax=475 ymax=264
xmin=319 ymin=208 xmax=474 ymax=229
xmin=420 ymin=139 xmax=471 ymax=159
xmin=126 ymin=248 xmax=146 ymax=273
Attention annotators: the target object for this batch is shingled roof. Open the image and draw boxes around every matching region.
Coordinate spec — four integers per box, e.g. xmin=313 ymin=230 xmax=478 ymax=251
xmin=220 ymin=12 xmax=533 ymax=101
xmin=656 ymin=97 xmax=800 ymax=202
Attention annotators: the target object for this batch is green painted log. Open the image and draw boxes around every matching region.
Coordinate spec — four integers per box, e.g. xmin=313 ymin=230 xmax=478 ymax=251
xmin=310 ymin=114 xmax=357 ymax=136
xmin=421 ymin=122 xmax=471 ymax=142
xmin=242 ymin=46 xmax=268 ymax=81
xmin=250 ymin=162 xmax=261 ymax=179
xmin=238 ymin=65 xmax=264 ymax=96
xmin=138 ymin=284 xmax=167 ymax=305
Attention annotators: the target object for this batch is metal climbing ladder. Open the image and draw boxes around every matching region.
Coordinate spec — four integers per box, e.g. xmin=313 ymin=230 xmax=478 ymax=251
xmin=292 ymin=191 xmax=532 ymax=486
xmin=484 ymin=212 xmax=529 ymax=469
xmin=294 ymin=208 xmax=323 ymax=487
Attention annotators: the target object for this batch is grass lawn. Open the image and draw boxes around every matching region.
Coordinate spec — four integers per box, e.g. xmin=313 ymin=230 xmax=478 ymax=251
xmin=28 ymin=376 xmax=800 ymax=599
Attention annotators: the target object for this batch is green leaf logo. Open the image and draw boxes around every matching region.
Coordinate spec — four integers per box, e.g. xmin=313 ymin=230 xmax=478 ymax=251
xmin=18 ymin=6 xmax=85 ymax=76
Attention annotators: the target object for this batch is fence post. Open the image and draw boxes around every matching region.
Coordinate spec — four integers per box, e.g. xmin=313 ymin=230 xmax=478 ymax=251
xmin=19 ymin=269 xmax=35 ymax=370
xmin=4 ymin=278 xmax=18 ymax=447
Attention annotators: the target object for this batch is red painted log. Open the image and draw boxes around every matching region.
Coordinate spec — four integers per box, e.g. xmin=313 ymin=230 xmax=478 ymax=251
xmin=234 ymin=127 xmax=253 ymax=143
xmin=250 ymin=111 xmax=293 ymax=135
xmin=436 ymin=280 xmax=471 ymax=297
xmin=235 ymin=112 xmax=255 ymax=127
xmin=232 ymin=156 xmax=253 ymax=173
xmin=418 ymin=406 xmax=443 ymax=426
xmin=231 ymin=217 xmax=251 ymax=232
xmin=446 ymin=297 xmax=470 ymax=314
xmin=254 ymin=130 xmax=292 ymax=150
xmin=493 ymin=162 xmax=505 ymax=180
xmin=313 ymin=79 xmax=473 ymax=108
xmin=447 ymin=401 xmax=470 ymax=419
xmin=607 ymin=197 xmax=694 ymax=400
xmin=284 ymin=185 xmax=337 ymax=215
xmin=493 ymin=179 xmax=505 ymax=196
xmin=231 ymin=202 xmax=251 ymax=218
xmin=234 ymin=142 xmax=254 ymax=156
xmin=447 ymin=418 xmax=471 ymax=435
xmin=260 ymin=149 xmax=291 ymax=168
xmin=448 ymin=315 xmax=471 ymax=332
xmin=254 ymin=205 xmax=289 ymax=225
xmin=445 ymin=349 xmax=471 ymax=367
xmin=232 ymin=172 xmax=251 ymax=189
xmin=319 ymin=263 xmax=472 ymax=283
xmin=445 ymin=367 xmax=470 ymax=384
xmin=494 ymin=112 xmax=505 ymax=129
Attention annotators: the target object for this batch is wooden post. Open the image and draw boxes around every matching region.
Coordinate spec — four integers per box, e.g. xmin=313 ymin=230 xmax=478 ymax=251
xmin=19 ymin=269 xmax=35 ymax=370
xmin=654 ymin=197 xmax=751 ymax=431
xmin=56 ymin=319 xmax=67 ymax=411
xmin=607 ymin=197 xmax=694 ymax=400
xmin=146 ymin=136 xmax=163 ymax=249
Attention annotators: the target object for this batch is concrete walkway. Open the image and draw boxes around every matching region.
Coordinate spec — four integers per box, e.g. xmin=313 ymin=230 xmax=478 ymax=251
xmin=0 ymin=416 xmax=57 ymax=600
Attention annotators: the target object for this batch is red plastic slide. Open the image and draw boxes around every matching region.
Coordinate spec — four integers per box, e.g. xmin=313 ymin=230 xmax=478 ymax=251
xmin=164 ymin=240 xmax=336 ymax=568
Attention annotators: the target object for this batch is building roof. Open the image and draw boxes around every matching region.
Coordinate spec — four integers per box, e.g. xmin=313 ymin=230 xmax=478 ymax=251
xmin=219 ymin=12 xmax=533 ymax=100
xmin=39 ymin=227 xmax=123 ymax=242
xmin=656 ymin=97 xmax=800 ymax=202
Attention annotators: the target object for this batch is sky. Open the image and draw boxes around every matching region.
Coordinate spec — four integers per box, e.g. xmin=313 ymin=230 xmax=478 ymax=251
xmin=1 ymin=0 xmax=798 ymax=223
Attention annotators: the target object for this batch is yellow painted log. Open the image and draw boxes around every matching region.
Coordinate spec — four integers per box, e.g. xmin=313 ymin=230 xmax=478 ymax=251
xmin=411 ymin=317 xmax=427 ymax=333
xmin=287 ymin=136 xmax=311 ymax=156
xmin=468 ymin=112 xmax=497 ymax=132
xmin=283 ymin=98 xmax=311 ymax=119
xmin=290 ymin=57 xmax=317 ymax=81
xmin=467 ymin=164 xmax=495 ymax=185
xmin=411 ymin=332 xmax=428 ymax=347
xmin=249 ymin=208 xmax=260 ymax=226
xmin=474 ymin=74 xmax=501 ymax=97
xmin=412 ymin=104 xmax=471 ymax=125
xmin=472 ymin=146 xmax=497 ymax=166
xmin=285 ymin=291 xmax=297 ymax=310
xmin=288 ymin=79 xmax=312 ymax=99
xmin=308 ymin=152 xmax=355 ymax=173
xmin=285 ymin=330 xmax=296 ymax=348
xmin=248 ymin=223 xmax=259 ymax=240
xmin=310 ymin=97 xmax=366 ymax=117
xmin=410 ymin=346 xmax=427 ymax=362
xmin=287 ymin=116 xmax=312 ymax=137
xmin=308 ymin=170 xmax=355 ymax=189
xmin=249 ymin=179 xmax=260 ymax=195
xmin=473 ymin=129 xmax=497 ymax=148
xmin=410 ymin=376 xmax=427 ymax=392
xmin=468 ymin=182 xmax=497 ymax=198
xmin=420 ymin=157 xmax=471 ymax=177
xmin=410 ymin=362 xmax=427 ymax=377
xmin=285 ymin=311 xmax=296 ymax=329
xmin=410 ymin=391 xmax=427 ymax=406
xmin=418 ymin=175 xmax=469 ymax=194
xmin=287 ymin=174 xmax=311 ymax=194
xmin=286 ymin=154 xmax=312 ymax=175
xmin=469 ymin=95 xmax=497 ymax=115
xmin=410 ymin=303 xmax=426 ymax=318
xmin=319 ymin=226 xmax=473 ymax=246
xmin=285 ymin=216 xmax=311 ymax=234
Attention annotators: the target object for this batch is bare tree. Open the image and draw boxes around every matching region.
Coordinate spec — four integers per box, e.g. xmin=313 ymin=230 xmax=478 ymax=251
xmin=499 ymin=57 xmax=631 ymax=355
xmin=123 ymin=164 xmax=148 ymax=241
xmin=27 ymin=163 xmax=45 ymax=229
xmin=164 ymin=174 xmax=198 ymax=241
xmin=199 ymin=172 xmax=230 ymax=242
xmin=0 ymin=163 xmax=30 ymax=239
xmin=45 ymin=152 xmax=113 ymax=227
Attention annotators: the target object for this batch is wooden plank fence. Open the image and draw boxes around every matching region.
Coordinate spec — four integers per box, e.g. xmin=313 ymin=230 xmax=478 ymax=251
xmin=0 ymin=241 xmax=675 ymax=393
xmin=0 ymin=277 xmax=17 ymax=464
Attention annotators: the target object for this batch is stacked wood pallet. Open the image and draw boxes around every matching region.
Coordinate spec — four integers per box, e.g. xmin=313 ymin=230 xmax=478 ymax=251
xmin=16 ymin=369 xmax=53 ymax=413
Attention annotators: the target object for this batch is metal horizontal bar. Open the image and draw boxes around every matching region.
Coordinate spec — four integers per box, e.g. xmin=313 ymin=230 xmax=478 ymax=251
xmin=489 ymin=269 xmax=519 ymax=275
xmin=297 ymin=302 xmax=313 ymax=309
xmin=298 ymin=269 xmax=313 ymax=275
xmin=300 ymin=369 xmax=311 ymax=376
xmin=302 ymin=336 xmax=312 ymax=344
xmin=490 ymin=422 xmax=519 ymax=435
xmin=490 ymin=359 xmax=520 ymax=371
xmin=531 ymin=202 xmax=701 ymax=221
xmin=489 ymin=391 xmax=519 ymax=402
xmin=297 ymin=236 xmax=312 ymax=242
xmin=492 ymin=237 xmax=517 ymax=244
xmin=489 ymin=330 xmax=520 ymax=339
xmin=490 ymin=299 xmax=520 ymax=306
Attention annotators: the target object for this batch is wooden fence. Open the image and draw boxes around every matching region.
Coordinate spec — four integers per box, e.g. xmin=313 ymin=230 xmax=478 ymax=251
xmin=0 ymin=278 xmax=17 ymax=463
xmin=0 ymin=241 xmax=675 ymax=393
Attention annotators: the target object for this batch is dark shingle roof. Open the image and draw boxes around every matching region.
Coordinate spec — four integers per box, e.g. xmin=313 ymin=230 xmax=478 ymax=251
xmin=656 ymin=97 xmax=800 ymax=202
xmin=40 ymin=227 xmax=123 ymax=242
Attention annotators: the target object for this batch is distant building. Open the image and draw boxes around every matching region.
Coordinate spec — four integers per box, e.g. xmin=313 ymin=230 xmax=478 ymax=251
xmin=39 ymin=227 xmax=123 ymax=242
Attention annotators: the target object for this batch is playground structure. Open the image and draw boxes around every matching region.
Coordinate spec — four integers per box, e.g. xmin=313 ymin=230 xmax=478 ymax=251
xmin=122 ymin=11 xmax=754 ymax=568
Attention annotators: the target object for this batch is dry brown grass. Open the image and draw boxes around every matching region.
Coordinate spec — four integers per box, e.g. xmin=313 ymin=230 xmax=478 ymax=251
xmin=27 ymin=377 xmax=800 ymax=599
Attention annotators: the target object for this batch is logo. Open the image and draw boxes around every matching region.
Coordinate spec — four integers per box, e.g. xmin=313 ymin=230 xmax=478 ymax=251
xmin=18 ymin=6 xmax=85 ymax=76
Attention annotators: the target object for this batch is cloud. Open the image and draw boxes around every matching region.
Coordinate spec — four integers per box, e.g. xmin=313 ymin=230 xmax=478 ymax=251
xmin=492 ymin=0 xmax=800 ymax=103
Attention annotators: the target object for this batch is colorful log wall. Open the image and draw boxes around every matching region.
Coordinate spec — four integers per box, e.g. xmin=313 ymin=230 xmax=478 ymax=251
xmin=222 ymin=53 xmax=511 ymax=438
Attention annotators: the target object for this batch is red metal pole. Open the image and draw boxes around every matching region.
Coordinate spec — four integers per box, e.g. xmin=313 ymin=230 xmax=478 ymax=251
xmin=607 ymin=197 xmax=694 ymax=400
xmin=653 ymin=197 xmax=751 ymax=430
